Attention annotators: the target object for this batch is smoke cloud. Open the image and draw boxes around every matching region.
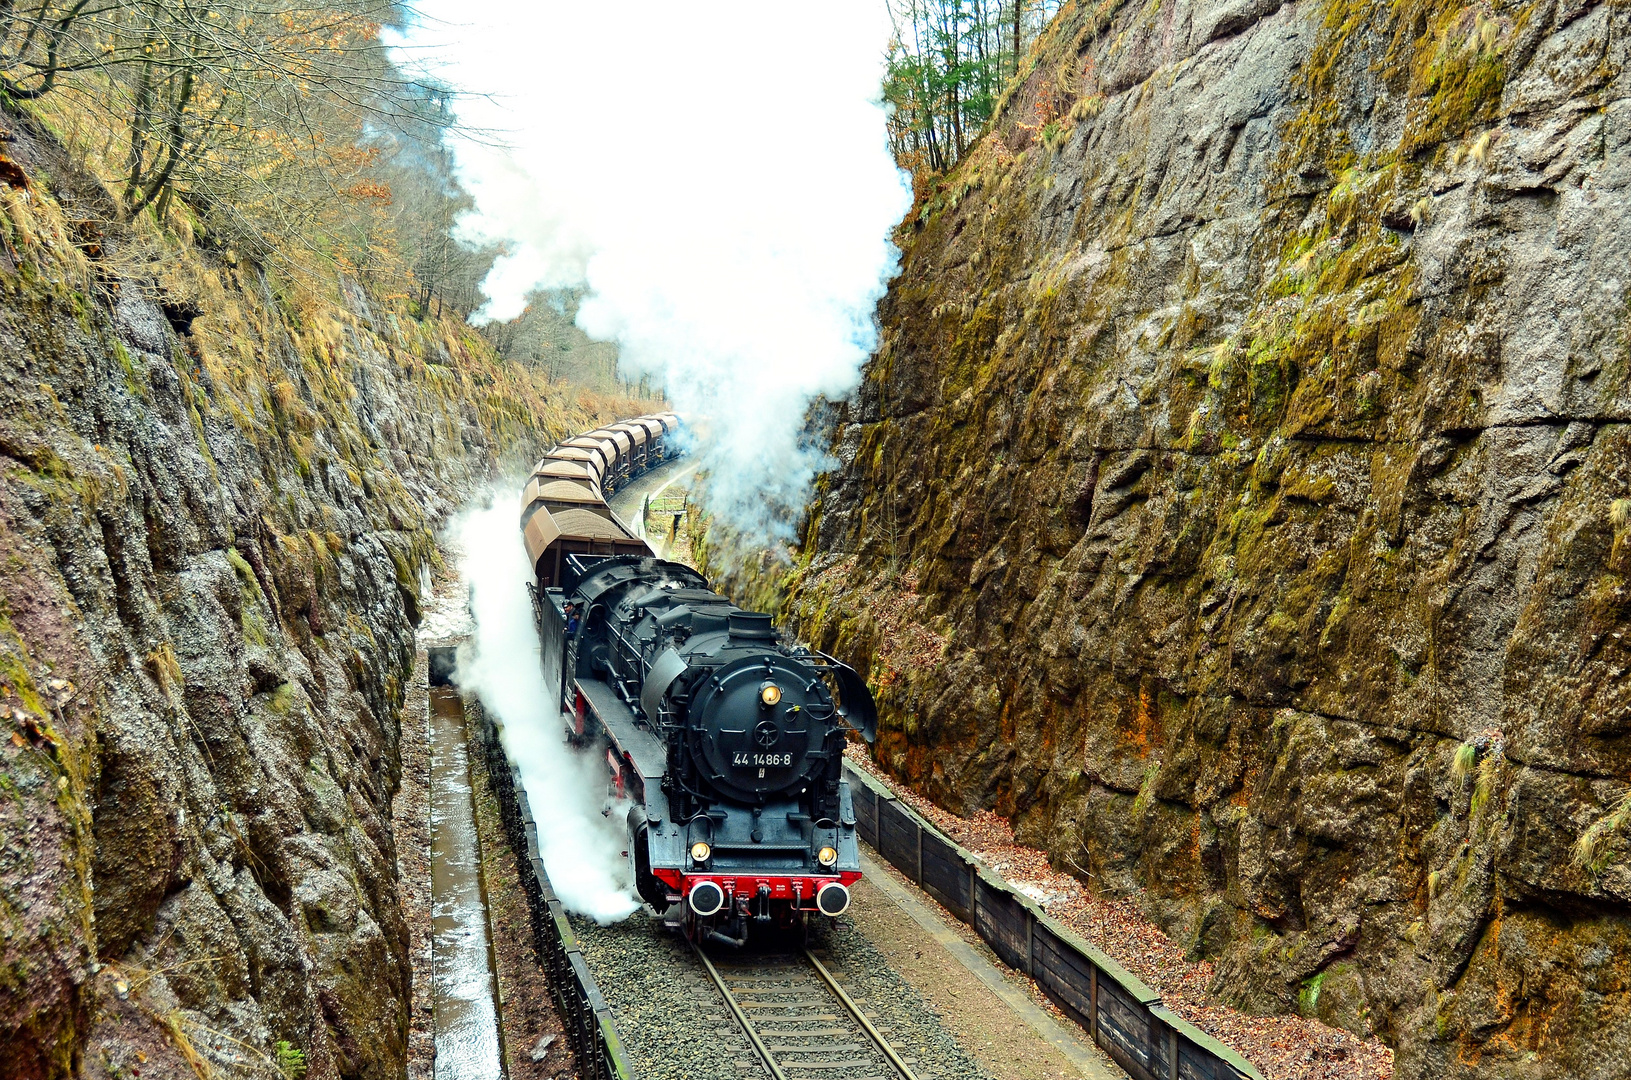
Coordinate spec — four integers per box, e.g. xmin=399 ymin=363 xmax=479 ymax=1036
xmin=450 ymin=494 xmax=639 ymax=923
xmin=394 ymin=2 xmax=911 ymax=543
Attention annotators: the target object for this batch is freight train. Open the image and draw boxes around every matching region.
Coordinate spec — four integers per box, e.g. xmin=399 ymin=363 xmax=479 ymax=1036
xmin=521 ymin=415 xmax=877 ymax=944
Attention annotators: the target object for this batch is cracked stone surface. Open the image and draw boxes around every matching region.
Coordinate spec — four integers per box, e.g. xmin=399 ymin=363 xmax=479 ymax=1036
xmin=0 ymin=116 xmax=629 ymax=1079
xmin=741 ymin=2 xmax=1631 ymax=1078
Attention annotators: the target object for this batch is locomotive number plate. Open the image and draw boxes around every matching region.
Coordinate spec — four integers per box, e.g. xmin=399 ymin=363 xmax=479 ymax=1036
xmin=733 ymin=752 xmax=791 ymax=767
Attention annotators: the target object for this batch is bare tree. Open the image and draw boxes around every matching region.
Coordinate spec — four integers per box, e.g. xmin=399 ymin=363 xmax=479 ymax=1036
xmin=477 ymin=287 xmax=627 ymax=392
xmin=884 ymin=0 xmax=1063 ymax=185
xmin=2 ymin=1 xmax=466 ymax=272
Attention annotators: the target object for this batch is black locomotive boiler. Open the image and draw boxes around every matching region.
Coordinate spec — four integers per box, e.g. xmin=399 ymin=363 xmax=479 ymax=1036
xmin=520 ymin=421 xmax=877 ymax=943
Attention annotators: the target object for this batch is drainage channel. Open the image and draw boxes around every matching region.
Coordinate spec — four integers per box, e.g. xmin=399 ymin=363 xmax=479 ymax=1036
xmin=428 ymin=654 xmax=507 ymax=1080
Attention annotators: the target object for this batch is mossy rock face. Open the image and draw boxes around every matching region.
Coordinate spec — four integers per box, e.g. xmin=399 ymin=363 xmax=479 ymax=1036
xmin=0 ymin=112 xmax=654 ymax=1077
xmin=719 ymin=1 xmax=1631 ymax=1077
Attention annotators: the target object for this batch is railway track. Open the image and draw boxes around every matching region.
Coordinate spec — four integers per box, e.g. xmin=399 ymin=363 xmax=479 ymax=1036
xmin=691 ymin=943 xmax=923 ymax=1080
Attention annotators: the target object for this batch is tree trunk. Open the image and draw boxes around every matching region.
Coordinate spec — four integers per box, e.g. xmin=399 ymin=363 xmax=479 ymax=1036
xmin=122 ymin=56 xmax=155 ymax=207
xmin=1013 ymin=0 xmax=1024 ymax=77
xmin=128 ymin=64 xmax=194 ymax=215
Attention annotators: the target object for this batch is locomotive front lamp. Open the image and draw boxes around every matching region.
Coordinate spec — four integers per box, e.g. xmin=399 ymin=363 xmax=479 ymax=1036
xmin=817 ymin=846 xmax=838 ymax=867
xmin=690 ymin=841 xmax=712 ymax=863
xmin=760 ymin=683 xmax=782 ymax=707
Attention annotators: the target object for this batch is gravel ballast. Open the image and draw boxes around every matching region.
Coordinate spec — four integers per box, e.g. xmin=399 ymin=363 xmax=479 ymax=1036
xmin=569 ymin=912 xmax=999 ymax=1080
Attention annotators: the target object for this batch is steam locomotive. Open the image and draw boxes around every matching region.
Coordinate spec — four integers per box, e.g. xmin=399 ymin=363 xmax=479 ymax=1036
xmin=520 ymin=416 xmax=877 ymax=943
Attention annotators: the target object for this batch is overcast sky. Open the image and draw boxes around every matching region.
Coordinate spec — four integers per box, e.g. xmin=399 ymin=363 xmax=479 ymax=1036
xmin=392 ymin=2 xmax=911 ymax=538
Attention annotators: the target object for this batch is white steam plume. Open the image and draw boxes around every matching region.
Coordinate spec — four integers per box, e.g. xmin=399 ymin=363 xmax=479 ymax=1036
xmin=394 ymin=2 xmax=911 ymax=543
xmin=450 ymin=494 xmax=638 ymax=923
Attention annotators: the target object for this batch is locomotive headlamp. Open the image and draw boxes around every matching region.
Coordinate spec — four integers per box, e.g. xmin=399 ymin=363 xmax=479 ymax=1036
xmin=817 ymin=846 xmax=838 ymax=867
xmin=689 ymin=841 xmax=712 ymax=863
xmin=760 ymin=683 xmax=782 ymax=707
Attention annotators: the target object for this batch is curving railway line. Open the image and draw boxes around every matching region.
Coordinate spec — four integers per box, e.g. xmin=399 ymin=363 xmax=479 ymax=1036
xmin=691 ymin=943 xmax=921 ymax=1080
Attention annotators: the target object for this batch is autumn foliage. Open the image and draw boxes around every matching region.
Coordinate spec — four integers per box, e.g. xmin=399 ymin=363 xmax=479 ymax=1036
xmin=0 ymin=1 xmax=488 ymax=315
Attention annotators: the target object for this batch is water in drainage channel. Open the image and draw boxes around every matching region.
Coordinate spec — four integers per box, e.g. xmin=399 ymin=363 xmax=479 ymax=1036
xmin=428 ymin=648 xmax=506 ymax=1080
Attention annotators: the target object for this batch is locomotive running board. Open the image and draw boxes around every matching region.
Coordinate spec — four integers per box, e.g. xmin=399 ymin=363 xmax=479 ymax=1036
xmin=577 ymin=678 xmax=666 ymax=784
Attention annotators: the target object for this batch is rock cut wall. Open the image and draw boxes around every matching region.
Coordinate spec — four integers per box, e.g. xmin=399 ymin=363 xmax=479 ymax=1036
xmin=0 ymin=119 xmax=626 ymax=1078
xmin=777 ymin=1 xmax=1631 ymax=1076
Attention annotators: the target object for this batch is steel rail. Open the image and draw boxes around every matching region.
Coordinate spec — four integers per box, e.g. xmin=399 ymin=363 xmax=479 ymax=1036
xmin=804 ymin=948 xmax=921 ymax=1080
xmin=687 ymin=936 xmax=919 ymax=1080
xmin=688 ymin=939 xmax=789 ymax=1080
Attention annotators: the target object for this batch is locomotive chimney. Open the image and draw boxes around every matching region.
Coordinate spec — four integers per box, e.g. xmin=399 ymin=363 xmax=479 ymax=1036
xmin=727 ymin=612 xmax=775 ymax=642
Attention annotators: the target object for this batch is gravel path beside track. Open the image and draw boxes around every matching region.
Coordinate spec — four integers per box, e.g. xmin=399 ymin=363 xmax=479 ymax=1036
xmin=843 ymin=871 xmax=1119 ymax=1080
xmin=805 ymin=924 xmax=992 ymax=1080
